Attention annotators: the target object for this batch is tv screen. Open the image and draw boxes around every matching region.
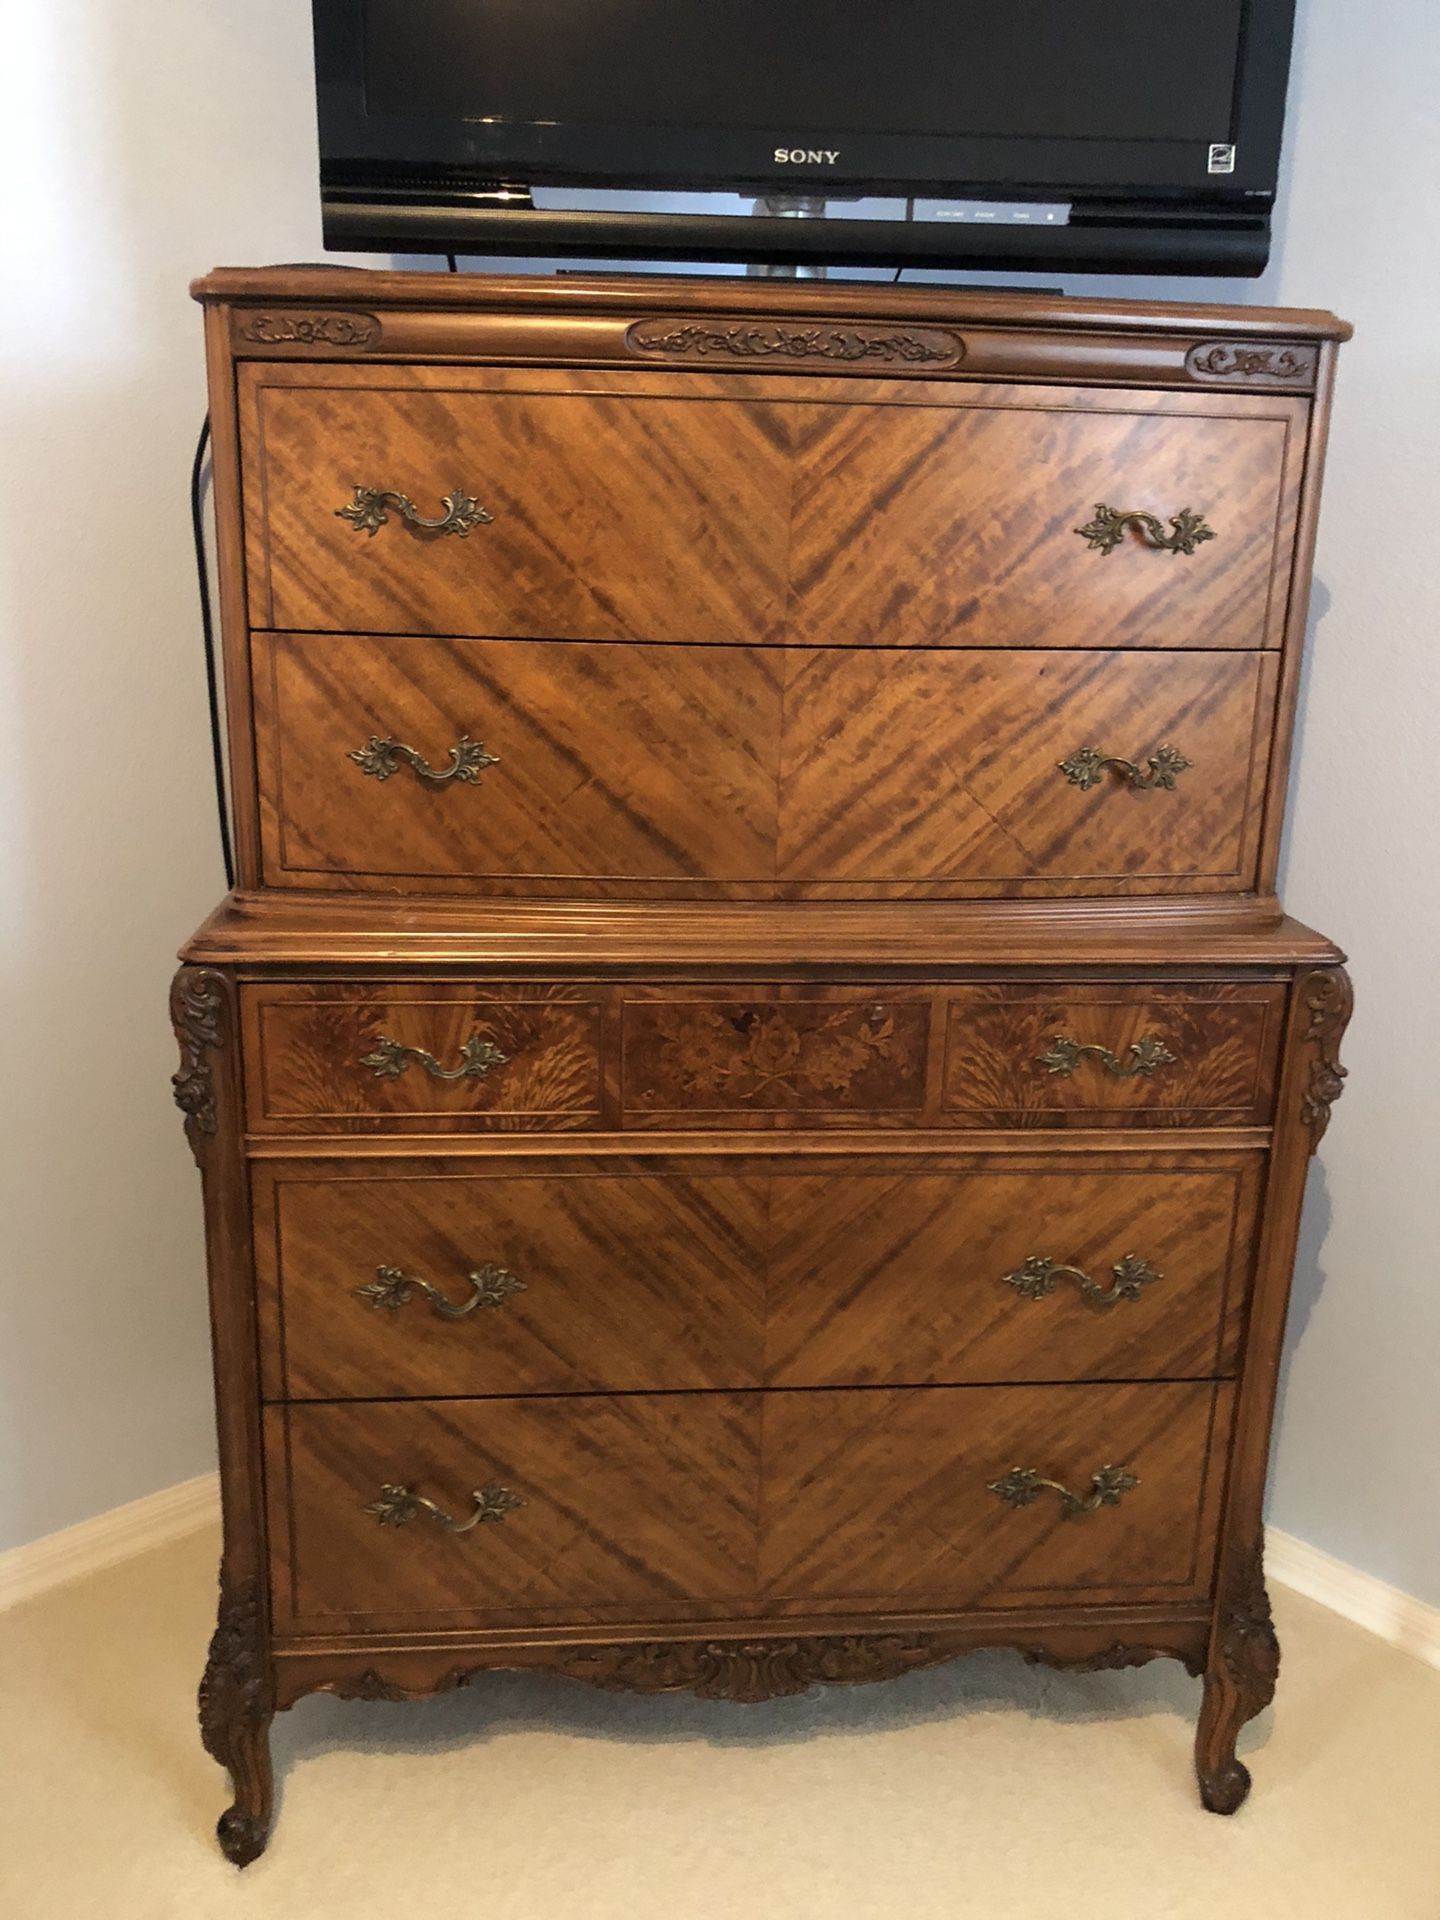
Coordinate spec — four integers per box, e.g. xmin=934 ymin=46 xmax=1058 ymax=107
xmin=314 ymin=0 xmax=1296 ymax=274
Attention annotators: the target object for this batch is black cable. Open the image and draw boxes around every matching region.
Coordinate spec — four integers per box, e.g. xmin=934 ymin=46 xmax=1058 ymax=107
xmin=446 ymin=253 xmax=460 ymax=273
xmin=190 ymin=416 xmax=236 ymax=889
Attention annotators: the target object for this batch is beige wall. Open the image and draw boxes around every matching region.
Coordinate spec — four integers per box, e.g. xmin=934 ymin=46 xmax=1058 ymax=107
xmin=2 ymin=2 xmax=1436 ymax=1604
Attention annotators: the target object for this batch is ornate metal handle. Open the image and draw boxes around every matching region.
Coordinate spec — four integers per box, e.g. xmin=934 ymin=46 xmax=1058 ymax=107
xmin=357 ymin=1262 xmax=527 ymax=1319
xmin=1058 ymin=744 xmax=1190 ymax=792
xmin=988 ymin=1463 xmax=1139 ymax=1517
xmin=337 ymin=485 xmax=493 ymax=538
xmin=367 ymin=1482 xmax=524 ymax=1533
xmin=1037 ymin=1034 xmax=1175 ymax=1079
xmin=1075 ymin=504 xmax=1215 ymax=556
xmin=350 ymin=735 xmax=498 ymax=785
xmin=1003 ymin=1253 xmax=1160 ymax=1308
xmin=361 ymin=1034 xmax=510 ymax=1082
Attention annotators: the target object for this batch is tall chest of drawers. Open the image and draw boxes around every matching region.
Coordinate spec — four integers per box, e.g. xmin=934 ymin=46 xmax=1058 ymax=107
xmin=177 ymin=271 xmax=1352 ymax=1864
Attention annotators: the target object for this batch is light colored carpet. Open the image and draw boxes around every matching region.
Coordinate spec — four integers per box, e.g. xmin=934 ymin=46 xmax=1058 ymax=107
xmin=2 ymin=1524 xmax=1437 ymax=1919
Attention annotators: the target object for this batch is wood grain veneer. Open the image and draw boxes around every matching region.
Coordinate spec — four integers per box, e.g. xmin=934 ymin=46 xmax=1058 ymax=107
xmin=240 ymin=362 xmax=1304 ymax=655
xmin=255 ymin=1151 xmax=1259 ymax=1400
xmin=264 ymin=1381 xmax=1231 ymax=1634
xmin=254 ymin=632 xmax=1277 ymax=898
xmin=178 ymin=271 xmax=1352 ymax=1862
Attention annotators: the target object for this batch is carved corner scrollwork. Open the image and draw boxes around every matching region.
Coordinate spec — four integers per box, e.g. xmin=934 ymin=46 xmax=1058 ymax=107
xmin=1216 ymin=1538 xmax=1280 ymax=1715
xmin=1196 ymin=1535 xmax=1280 ymax=1815
xmin=237 ymin=310 xmax=380 ymax=349
xmin=198 ymin=1575 xmax=266 ymax=1765
xmin=1297 ymin=966 xmax=1353 ymax=1147
xmin=198 ymin=1571 xmax=274 ymax=1867
xmin=1186 ymin=341 xmax=1318 ymax=384
xmin=170 ymin=968 xmax=226 ymax=1164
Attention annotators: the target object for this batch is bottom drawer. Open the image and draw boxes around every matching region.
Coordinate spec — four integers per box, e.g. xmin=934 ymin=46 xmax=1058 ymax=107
xmin=266 ymin=1381 xmax=1232 ymax=1635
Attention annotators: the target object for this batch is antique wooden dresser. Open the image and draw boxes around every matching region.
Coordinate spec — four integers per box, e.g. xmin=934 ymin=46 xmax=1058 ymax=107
xmin=177 ymin=269 xmax=1351 ymax=1863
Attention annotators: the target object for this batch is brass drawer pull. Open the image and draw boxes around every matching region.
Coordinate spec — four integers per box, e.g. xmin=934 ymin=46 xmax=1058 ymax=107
xmin=1075 ymin=503 xmax=1215 ymax=556
xmin=1003 ymin=1253 xmax=1159 ymax=1308
xmin=361 ymin=1034 xmax=511 ymax=1082
xmin=1037 ymin=1034 xmax=1175 ymax=1079
xmin=337 ymin=485 xmax=493 ymax=538
xmin=358 ymin=1262 xmax=527 ymax=1319
xmin=367 ymin=1481 xmax=524 ymax=1534
xmin=1058 ymin=744 xmax=1191 ymax=791
xmin=350 ymin=734 xmax=499 ymax=785
xmin=988 ymin=1463 xmax=1139 ymax=1518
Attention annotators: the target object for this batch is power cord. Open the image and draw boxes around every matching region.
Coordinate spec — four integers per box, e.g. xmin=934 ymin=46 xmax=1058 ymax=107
xmin=190 ymin=416 xmax=236 ymax=888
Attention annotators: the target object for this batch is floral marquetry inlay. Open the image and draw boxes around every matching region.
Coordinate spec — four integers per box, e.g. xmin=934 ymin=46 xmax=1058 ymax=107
xmin=640 ymin=1001 xmax=922 ymax=1106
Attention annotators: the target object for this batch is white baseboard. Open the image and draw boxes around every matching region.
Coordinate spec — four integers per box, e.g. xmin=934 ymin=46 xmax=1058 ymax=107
xmin=0 ymin=1472 xmax=220 ymax=1612
xmin=1267 ymin=1524 xmax=1440 ymax=1672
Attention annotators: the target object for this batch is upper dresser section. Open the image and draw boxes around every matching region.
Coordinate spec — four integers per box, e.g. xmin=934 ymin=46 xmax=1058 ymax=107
xmin=194 ymin=271 xmax=1348 ymax=902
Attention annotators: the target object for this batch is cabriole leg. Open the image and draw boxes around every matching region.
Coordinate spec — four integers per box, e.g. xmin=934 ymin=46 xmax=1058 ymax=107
xmin=1194 ymin=1537 xmax=1280 ymax=1815
xmin=198 ymin=1572 xmax=275 ymax=1867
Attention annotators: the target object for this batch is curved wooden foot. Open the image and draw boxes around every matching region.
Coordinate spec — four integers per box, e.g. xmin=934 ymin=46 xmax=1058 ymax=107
xmin=199 ymin=1572 xmax=275 ymax=1866
xmin=1195 ymin=1536 xmax=1279 ymax=1816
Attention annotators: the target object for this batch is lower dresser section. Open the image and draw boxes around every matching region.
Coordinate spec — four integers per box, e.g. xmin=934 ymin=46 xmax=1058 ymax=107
xmin=263 ymin=1381 xmax=1233 ymax=1637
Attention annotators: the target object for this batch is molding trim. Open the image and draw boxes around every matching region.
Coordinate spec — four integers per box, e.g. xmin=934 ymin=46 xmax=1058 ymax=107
xmin=0 ymin=1472 xmax=219 ymax=1612
xmin=1268 ymin=1525 xmax=1440 ymax=1673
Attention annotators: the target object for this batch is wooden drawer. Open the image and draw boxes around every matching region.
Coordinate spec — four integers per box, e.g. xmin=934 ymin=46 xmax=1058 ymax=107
xmin=254 ymin=1153 xmax=1260 ymax=1401
xmin=241 ymin=364 xmax=1303 ymax=654
xmin=242 ymin=984 xmax=603 ymax=1135
xmin=942 ymin=983 xmax=1286 ymax=1128
xmin=254 ymin=632 xmax=1275 ymax=898
xmin=265 ymin=1381 xmax=1232 ymax=1634
xmin=621 ymin=991 xmax=932 ymax=1125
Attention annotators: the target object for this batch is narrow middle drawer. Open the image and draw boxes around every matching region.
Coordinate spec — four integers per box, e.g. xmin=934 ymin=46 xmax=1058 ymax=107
xmin=253 ymin=1153 xmax=1262 ymax=1399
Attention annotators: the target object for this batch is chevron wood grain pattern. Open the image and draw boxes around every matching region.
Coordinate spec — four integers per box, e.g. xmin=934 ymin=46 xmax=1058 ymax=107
xmin=240 ymin=370 xmax=792 ymax=642
xmin=242 ymin=982 xmax=603 ymax=1135
xmin=763 ymin=1158 xmax=1262 ymax=1386
xmin=942 ymin=983 xmax=1286 ymax=1128
xmin=775 ymin=647 xmax=1276 ymax=891
xmin=265 ymin=1380 xmax=1230 ymax=1632
xmin=758 ymin=1381 xmax=1231 ymax=1609
xmin=787 ymin=396 xmax=1301 ymax=651
xmin=253 ymin=631 xmax=783 ymax=891
xmin=255 ymin=1150 xmax=1260 ymax=1400
xmin=266 ymin=1394 xmax=761 ymax=1634
xmin=254 ymin=632 xmax=1274 ymax=897
xmin=254 ymin=1164 xmax=768 ymax=1400
xmin=240 ymin=362 xmax=1303 ymax=655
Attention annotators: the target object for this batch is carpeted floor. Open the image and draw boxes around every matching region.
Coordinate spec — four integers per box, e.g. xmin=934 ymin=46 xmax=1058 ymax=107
xmin=2 ymin=1524 xmax=1437 ymax=1919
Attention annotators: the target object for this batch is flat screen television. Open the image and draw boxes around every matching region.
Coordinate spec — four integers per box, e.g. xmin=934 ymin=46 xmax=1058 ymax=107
xmin=314 ymin=0 xmax=1296 ymax=275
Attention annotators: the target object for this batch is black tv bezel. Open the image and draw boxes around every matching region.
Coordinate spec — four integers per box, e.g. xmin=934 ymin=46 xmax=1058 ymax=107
xmin=312 ymin=0 xmax=1295 ymax=273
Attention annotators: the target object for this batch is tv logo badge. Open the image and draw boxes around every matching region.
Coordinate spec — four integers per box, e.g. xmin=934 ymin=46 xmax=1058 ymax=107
xmin=1208 ymin=143 xmax=1237 ymax=174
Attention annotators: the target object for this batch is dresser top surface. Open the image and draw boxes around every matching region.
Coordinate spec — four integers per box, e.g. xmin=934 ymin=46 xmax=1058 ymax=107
xmin=192 ymin=265 xmax=1351 ymax=345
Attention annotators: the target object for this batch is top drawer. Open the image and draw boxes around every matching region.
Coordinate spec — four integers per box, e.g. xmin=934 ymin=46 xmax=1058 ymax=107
xmin=239 ymin=366 xmax=1305 ymax=652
